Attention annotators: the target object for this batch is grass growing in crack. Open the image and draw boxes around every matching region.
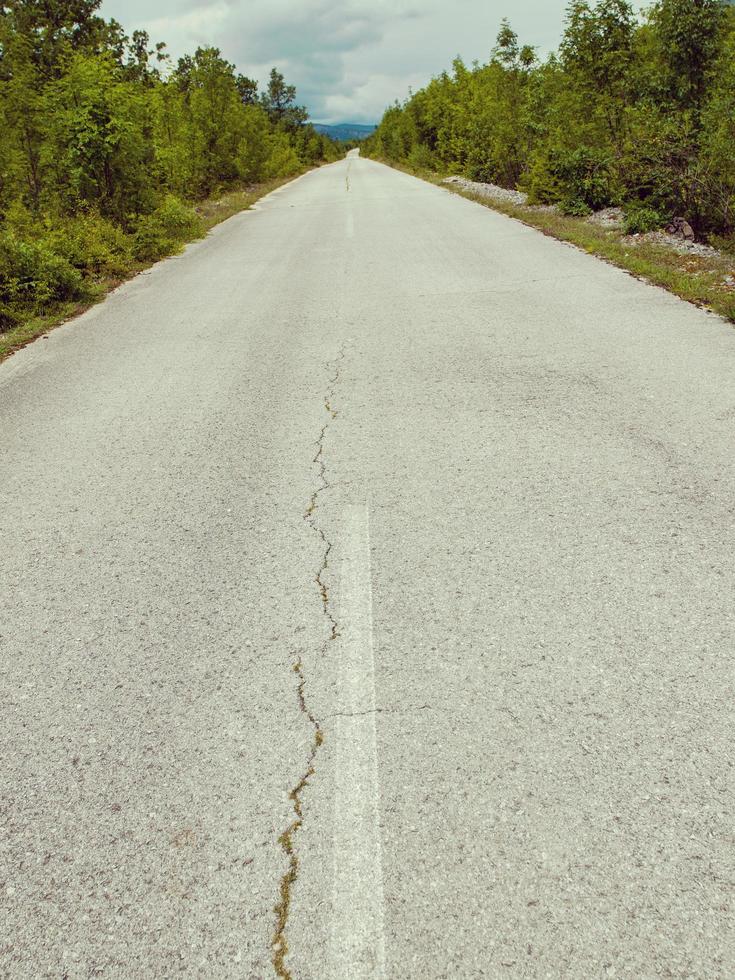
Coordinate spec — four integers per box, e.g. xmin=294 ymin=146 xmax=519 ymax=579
xmin=271 ymin=349 xmax=345 ymax=979
xmin=315 ymin=536 xmax=339 ymax=642
xmin=272 ymin=661 xmax=321 ymax=979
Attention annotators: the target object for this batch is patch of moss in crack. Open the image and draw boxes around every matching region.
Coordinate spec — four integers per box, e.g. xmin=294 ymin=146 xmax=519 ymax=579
xmin=271 ymin=348 xmax=345 ymax=979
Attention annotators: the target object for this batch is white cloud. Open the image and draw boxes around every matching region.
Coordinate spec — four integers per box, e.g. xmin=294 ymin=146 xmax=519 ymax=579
xmin=100 ymin=0 xmax=650 ymax=124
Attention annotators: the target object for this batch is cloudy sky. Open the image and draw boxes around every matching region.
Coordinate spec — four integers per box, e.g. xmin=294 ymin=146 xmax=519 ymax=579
xmin=100 ymin=0 xmax=647 ymax=125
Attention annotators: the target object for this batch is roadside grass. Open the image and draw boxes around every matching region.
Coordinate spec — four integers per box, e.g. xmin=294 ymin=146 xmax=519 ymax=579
xmin=194 ymin=176 xmax=295 ymax=232
xmin=0 ymin=174 xmax=302 ymax=365
xmin=376 ymin=159 xmax=735 ymax=325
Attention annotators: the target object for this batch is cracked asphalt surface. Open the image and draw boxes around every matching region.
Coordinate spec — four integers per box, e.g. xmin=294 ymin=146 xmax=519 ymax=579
xmin=1 ymin=153 xmax=734 ymax=978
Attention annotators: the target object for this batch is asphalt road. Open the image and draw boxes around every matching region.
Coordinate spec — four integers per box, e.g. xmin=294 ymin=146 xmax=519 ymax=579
xmin=1 ymin=152 xmax=734 ymax=979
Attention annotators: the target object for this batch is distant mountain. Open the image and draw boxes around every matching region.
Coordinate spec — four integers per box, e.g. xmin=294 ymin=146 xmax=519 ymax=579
xmin=313 ymin=123 xmax=376 ymax=142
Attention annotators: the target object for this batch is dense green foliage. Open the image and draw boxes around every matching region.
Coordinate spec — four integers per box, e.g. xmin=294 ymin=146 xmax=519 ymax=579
xmin=0 ymin=0 xmax=339 ymax=331
xmin=365 ymin=1 xmax=735 ymax=245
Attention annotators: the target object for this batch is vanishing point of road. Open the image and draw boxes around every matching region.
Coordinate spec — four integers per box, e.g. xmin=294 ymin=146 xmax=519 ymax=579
xmin=1 ymin=152 xmax=733 ymax=978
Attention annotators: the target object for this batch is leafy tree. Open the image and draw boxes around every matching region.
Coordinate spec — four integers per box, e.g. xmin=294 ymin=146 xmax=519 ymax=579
xmin=44 ymin=51 xmax=153 ymax=217
xmin=236 ymin=74 xmax=259 ymax=106
xmin=261 ymin=67 xmax=308 ymax=129
xmin=0 ymin=0 xmax=108 ymax=75
xmin=647 ymin=0 xmax=726 ymax=111
xmin=124 ymin=30 xmax=167 ymax=85
xmin=179 ymin=47 xmax=245 ymax=192
xmin=699 ymin=21 xmax=735 ymax=228
xmin=0 ymin=3 xmax=337 ymax=330
xmin=365 ymin=0 xmax=735 ymax=240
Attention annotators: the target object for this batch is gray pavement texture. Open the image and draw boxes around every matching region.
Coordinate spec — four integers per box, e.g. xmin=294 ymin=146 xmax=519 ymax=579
xmin=1 ymin=152 xmax=734 ymax=979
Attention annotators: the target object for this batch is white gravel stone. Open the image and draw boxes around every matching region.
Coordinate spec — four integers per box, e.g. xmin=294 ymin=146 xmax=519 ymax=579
xmin=623 ymin=230 xmax=723 ymax=258
xmin=443 ymin=175 xmax=528 ymax=205
xmin=587 ymin=207 xmax=624 ymax=230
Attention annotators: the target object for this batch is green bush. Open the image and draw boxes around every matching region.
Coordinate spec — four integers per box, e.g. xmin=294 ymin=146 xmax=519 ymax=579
xmin=46 ymin=213 xmax=133 ymax=277
xmin=622 ymin=204 xmax=666 ymax=235
xmin=132 ymin=196 xmax=203 ymax=261
xmin=0 ymin=303 xmax=20 ymax=333
xmin=521 ymin=154 xmax=564 ymax=204
xmin=263 ymin=135 xmax=302 ymax=179
xmin=0 ymin=232 xmax=84 ymax=330
xmin=523 ymin=147 xmax=617 ymax=211
xmin=560 ymin=198 xmax=593 ymax=216
xmin=707 ymin=232 xmax=735 ymax=256
xmin=407 ymin=143 xmax=437 ymax=173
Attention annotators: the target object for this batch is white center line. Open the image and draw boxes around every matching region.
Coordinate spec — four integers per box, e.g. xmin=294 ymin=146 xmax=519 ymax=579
xmin=329 ymin=503 xmax=386 ymax=980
